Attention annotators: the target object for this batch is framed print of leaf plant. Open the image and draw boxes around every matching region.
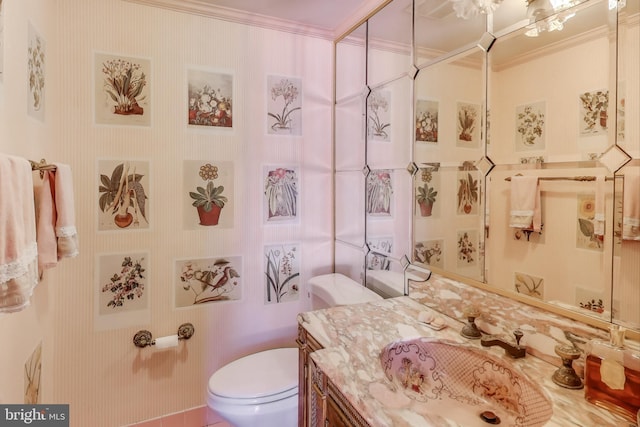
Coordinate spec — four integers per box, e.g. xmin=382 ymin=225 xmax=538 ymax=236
xmin=367 ymin=89 xmax=391 ymax=142
xmin=98 ymin=159 xmax=150 ymax=231
xmin=264 ymin=165 xmax=299 ymax=223
xmin=95 ymin=52 xmax=150 ymax=126
xmin=515 ymin=101 xmax=545 ymax=151
xmin=366 ymin=169 xmax=393 ymax=216
xmin=27 ymin=22 xmax=45 ymax=121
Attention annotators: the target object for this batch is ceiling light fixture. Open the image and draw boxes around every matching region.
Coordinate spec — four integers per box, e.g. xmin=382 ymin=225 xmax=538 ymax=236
xmin=524 ymin=0 xmax=579 ymax=37
xmin=449 ymin=0 xmax=504 ymax=19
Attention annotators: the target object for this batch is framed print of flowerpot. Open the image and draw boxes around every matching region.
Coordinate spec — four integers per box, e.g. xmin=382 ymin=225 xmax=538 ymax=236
xmin=94 ymin=52 xmax=151 ymax=126
xmin=184 ymin=160 xmax=234 ymax=229
xmin=515 ymin=101 xmax=545 ymax=152
xmin=97 ymin=159 xmax=150 ymax=231
xmin=367 ymin=89 xmax=391 ymax=142
xmin=456 ymin=102 xmax=480 ymax=148
xmin=95 ymin=252 xmax=150 ymax=331
xmin=187 ymin=68 xmax=233 ymax=129
xmin=579 ymin=89 xmax=608 ymax=136
xmin=267 ymin=75 xmax=302 ymax=136
xmin=264 ymin=243 xmax=300 ymax=304
xmin=175 ymin=256 xmax=242 ymax=308
xmin=263 ymin=165 xmax=299 ymax=223
xmin=414 ymin=240 xmax=444 ymax=268
xmin=415 ymin=167 xmax=439 ymax=218
xmin=27 ymin=22 xmax=45 ymax=122
xmin=366 ymin=169 xmax=393 ymax=217
xmin=415 ymin=99 xmax=438 ymax=144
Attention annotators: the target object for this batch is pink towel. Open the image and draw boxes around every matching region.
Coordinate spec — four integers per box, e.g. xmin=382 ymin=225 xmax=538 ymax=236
xmin=509 ymin=175 xmax=542 ymax=232
xmin=35 ymin=171 xmax=58 ymax=270
xmin=0 ymin=154 xmax=39 ymax=312
xmin=53 ymin=163 xmax=79 ymax=258
xmin=622 ymin=168 xmax=640 ymax=240
xmin=593 ymin=176 xmax=606 ymax=237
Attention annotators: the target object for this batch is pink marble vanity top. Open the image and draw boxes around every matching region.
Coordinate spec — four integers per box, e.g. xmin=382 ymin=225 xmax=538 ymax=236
xmin=299 ymin=293 xmax=631 ymax=426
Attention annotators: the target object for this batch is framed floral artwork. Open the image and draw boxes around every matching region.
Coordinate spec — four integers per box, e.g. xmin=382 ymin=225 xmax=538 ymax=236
xmin=263 ymin=165 xmax=299 ymax=223
xmin=579 ymin=89 xmax=608 ymax=136
xmin=367 ymin=89 xmax=391 ymax=142
xmin=456 ymin=102 xmax=480 ymax=148
xmin=414 ymin=240 xmax=444 ymax=268
xmin=27 ymin=22 xmax=45 ymax=121
xmin=267 ymin=75 xmax=302 ymax=136
xmin=415 ymin=167 xmax=439 ymax=218
xmin=97 ymin=159 xmax=150 ymax=231
xmin=515 ymin=101 xmax=545 ymax=151
xmin=514 ymin=272 xmax=544 ymax=300
xmin=187 ymin=68 xmax=233 ymax=129
xmin=175 ymin=256 xmax=242 ymax=308
xmin=264 ymin=243 xmax=300 ymax=304
xmin=617 ymin=82 xmax=625 ymax=141
xmin=95 ymin=252 xmax=150 ymax=331
xmin=184 ymin=160 xmax=234 ymax=229
xmin=94 ymin=52 xmax=151 ymax=126
xmin=456 ymin=169 xmax=479 ymax=216
xmin=456 ymin=229 xmax=478 ymax=268
xmin=415 ymin=99 xmax=438 ymax=144
xmin=366 ymin=169 xmax=393 ymax=217
xmin=366 ymin=237 xmax=393 ymax=270
xmin=576 ymin=193 xmax=603 ymax=251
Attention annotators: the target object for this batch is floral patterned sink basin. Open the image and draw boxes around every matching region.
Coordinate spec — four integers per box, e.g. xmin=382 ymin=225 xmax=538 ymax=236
xmin=377 ymin=338 xmax=553 ymax=427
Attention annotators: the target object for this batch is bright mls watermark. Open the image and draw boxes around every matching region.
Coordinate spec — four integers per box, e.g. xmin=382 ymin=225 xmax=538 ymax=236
xmin=0 ymin=405 xmax=68 ymax=426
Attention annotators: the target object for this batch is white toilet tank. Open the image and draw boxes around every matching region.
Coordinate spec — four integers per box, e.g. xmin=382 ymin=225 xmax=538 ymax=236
xmin=309 ymin=273 xmax=383 ymax=310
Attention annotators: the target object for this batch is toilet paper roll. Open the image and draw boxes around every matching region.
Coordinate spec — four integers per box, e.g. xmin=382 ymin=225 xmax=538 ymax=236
xmin=154 ymin=335 xmax=179 ymax=349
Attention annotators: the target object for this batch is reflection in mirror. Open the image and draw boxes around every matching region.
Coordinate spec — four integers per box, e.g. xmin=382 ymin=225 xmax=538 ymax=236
xmin=367 ymin=0 xmax=413 ymax=86
xmin=612 ymin=162 xmax=640 ymax=330
xmin=414 ymin=0 xmax=486 ymax=67
xmin=488 ymin=0 xmax=615 ymax=165
xmin=412 ymin=47 xmax=486 ymax=282
xmin=336 ymin=23 xmax=367 ymax=101
xmin=482 ymin=0 xmax=620 ymax=323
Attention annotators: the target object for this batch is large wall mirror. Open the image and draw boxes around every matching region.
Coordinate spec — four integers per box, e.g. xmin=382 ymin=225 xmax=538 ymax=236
xmin=334 ymin=0 xmax=639 ymax=334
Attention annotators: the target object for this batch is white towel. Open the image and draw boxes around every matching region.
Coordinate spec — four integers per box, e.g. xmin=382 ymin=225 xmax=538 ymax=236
xmin=593 ymin=176 xmax=606 ymax=237
xmin=53 ymin=163 xmax=79 ymax=259
xmin=509 ymin=175 xmax=542 ymax=232
xmin=622 ymin=168 xmax=640 ymax=241
xmin=0 ymin=154 xmax=39 ymax=312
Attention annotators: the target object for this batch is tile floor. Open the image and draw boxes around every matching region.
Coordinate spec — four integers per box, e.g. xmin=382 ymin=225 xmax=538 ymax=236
xmin=127 ymin=405 xmax=231 ymax=427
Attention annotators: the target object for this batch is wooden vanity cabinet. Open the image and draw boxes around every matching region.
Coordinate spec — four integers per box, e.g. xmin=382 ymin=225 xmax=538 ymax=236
xmin=297 ymin=324 xmax=370 ymax=427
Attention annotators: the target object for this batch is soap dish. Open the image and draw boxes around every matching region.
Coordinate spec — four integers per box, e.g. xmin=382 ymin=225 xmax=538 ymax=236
xmin=420 ymin=319 xmax=447 ymax=331
xmin=417 ymin=311 xmax=447 ymax=330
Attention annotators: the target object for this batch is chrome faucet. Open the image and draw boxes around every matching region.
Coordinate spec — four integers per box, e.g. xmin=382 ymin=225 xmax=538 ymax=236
xmin=480 ymin=329 xmax=526 ymax=358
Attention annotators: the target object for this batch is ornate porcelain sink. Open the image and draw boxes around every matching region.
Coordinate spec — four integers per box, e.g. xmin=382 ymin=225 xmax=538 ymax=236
xmin=377 ymin=338 xmax=553 ymax=427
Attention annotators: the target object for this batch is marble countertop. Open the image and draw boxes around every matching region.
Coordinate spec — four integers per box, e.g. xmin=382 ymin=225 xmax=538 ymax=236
xmin=298 ymin=296 xmax=632 ymax=427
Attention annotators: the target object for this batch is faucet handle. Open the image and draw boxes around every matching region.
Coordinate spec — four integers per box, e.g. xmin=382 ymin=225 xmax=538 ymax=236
xmin=463 ymin=305 xmax=480 ymax=319
xmin=513 ymin=329 xmax=524 ymax=346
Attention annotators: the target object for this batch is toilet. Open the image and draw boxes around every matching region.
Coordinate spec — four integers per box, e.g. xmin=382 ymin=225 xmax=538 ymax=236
xmin=206 ymin=273 xmax=381 ymax=427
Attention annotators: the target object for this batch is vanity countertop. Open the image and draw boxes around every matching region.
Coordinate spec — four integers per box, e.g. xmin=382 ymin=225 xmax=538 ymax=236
xmin=298 ymin=296 xmax=631 ymax=427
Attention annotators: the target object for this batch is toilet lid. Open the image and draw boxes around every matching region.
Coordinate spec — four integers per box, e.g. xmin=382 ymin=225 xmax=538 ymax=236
xmin=208 ymin=348 xmax=298 ymax=399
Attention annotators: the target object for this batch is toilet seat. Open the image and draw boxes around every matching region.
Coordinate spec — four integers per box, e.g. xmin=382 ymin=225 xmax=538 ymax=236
xmin=207 ymin=348 xmax=298 ymax=405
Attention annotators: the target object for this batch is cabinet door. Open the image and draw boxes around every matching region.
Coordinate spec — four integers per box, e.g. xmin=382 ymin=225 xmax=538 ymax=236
xmin=326 ymin=395 xmax=352 ymax=427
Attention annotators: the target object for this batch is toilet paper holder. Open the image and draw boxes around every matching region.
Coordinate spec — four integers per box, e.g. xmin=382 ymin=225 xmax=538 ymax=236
xmin=133 ymin=323 xmax=195 ymax=348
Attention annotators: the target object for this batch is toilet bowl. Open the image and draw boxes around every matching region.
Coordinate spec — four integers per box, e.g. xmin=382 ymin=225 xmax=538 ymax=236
xmin=207 ymin=348 xmax=298 ymax=427
xmin=207 ymin=273 xmax=381 ymax=427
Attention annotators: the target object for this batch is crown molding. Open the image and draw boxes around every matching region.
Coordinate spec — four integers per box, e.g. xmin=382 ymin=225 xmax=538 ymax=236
xmin=123 ymin=0 xmax=336 ymax=39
